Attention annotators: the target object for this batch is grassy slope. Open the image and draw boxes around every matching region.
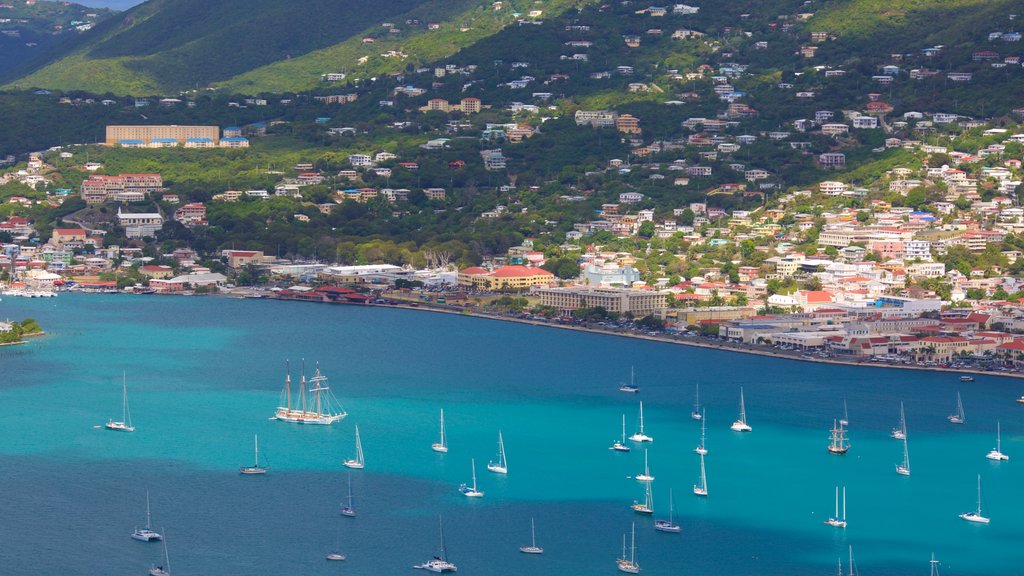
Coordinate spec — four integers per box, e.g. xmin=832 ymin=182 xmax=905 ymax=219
xmin=218 ymin=0 xmax=597 ymax=94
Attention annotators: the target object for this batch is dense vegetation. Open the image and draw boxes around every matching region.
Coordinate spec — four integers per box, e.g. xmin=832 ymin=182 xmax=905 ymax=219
xmin=0 ymin=318 xmax=43 ymax=344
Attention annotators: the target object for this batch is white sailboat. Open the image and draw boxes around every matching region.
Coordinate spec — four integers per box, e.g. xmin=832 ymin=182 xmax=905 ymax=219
xmin=519 ymin=518 xmax=544 ymax=554
xmin=487 ymin=430 xmax=508 ymax=474
xmin=958 ymin=474 xmax=990 ymax=524
xmin=619 ymin=366 xmax=640 ymax=393
xmin=431 ymin=409 xmax=448 ymax=453
xmin=896 ymin=432 xmax=911 ymax=476
xmin=691 ymin=384 xmax=702 ymax=420
xmin=326 ymin=527 xmax=347 ymax=561
xmin=415 ymin=516 xmax=457 ymax=572
xmin=105 ymin=373 xmax=135 ymax=432
xmin=847 ymin=545 xmax=858 ymax=576
xmin=239 ymin=433 xmax=268 ymax=475
xmin=459 ymin=458 xmax=484 ymax=497
xmin=693 ymin=452 xmax=708 ymax=497
xmin=628 ymin=401 xmax=653 ymax=442
xmin=631 ymin=479 xmax=654 ymax=514
xmin=340 ymin=473 xmax=356 ymax=517
xmin=824 ymin=486 xmax=847 ymax=528
xmin=616 ymin=523 xmax=640 ymax=574
xmin=692 ymin=405 xmax=708 ymax=455
xmin=948 ymin=391 xmax=966 ymax=424
xmin=343 ymin=424 xmax=365 ymax=469
xmin=730 ymin=387 xmax=751 ymax=432
xmin=148 ymin=531 xmax=171 ymax=576
xmin=985 ymin=421 xmax=1009 ymax=461
xmin=610 ymin=414 xmax=632 ymax=452
xmin=654 ymin=489 xmax=681 ymax=533
xmin=635 ymin=449 xmax=654 ymax=482
xmin=272 ymin=361 xmax=347 ymax=425
xmin=930 ymin=553 xmax=940 ymax=576
xmin=131 ymin=491 xmax=162 ymax=542
xmin=891 ymin=401 xmax=907 ymax=440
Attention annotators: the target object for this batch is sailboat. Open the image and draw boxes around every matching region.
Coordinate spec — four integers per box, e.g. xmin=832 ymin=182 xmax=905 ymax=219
xmin=958 ymin=474 xmax=990 ymax=524
xmin=730 ymin=387 xmax=751 ymax=432
xmin=691 ymin=384 xmax=702 ymax=420
xmin=272 ymin=361 xmax=347 ymax=425
xmin=459 ymin=458 xmax=484 ymax=497
xmin=827 ymin=419 xmax=850 ymax=455
xmin=628 ymin=401 xmax=653 ymax=442
xmin=985 ymin=421 xmax=1009 ymax=461
xmin=414 ymin=516 xmax=457 ymax=572
xmin=340 ymin=473 xmax=356 ymax=517
xmin=105 ymin=373 xmax=135 ymax=432
xmin=431 ymin=409 xmax=448 ymax=453
xmin=616 ymin=523 xmax=640 ymax=574
xmin=631 ymin=479 xmax=654 ymax=514
xmin=695 ymin=408 xmax=708 ymax=455
xmin=240 ymin=433 xmax=268 ymax=475
xmin=148 ymin=531 xmax=171 ymax=576
xmin=343 ymin=424 xmax=365 ymax=469
xmin=693 ymin=452 xmax=708 ymax=497
xmin=654 ymin=489 xmax=681 ymax=533
xmin=326 ymin=527 xmax=347 ymax=561
xmin=948 ymin=391 xmax=966 ymax=424
xmin=619 ymin=366 xmax=640 ymax=393
xmin=606 ymin=414 xmax=630 ymax=450
xmin=487 ymin=430 xmax=508 ymax=474
xmin=847 ymin=545 xmax=858 ymax=576
xmin=635 ymin=449 xmax=654 ymax=482
xmin=131 ymin=491 xmax=162 ymax=541
xmin=891 ymin=401 xmax=907 ymax=440
xmin=519 ymin=518 xmax=544 ymax=554
xmin=896 ymin=432 xmax=911 ymax=476
xmin=824 ymin=486 xmax=847 ymax=528
xmin=930 ymin=553 xmax=940 ymax=576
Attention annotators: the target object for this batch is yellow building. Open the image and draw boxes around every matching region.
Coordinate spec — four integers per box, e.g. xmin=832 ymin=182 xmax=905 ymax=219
xmin=106 ymin=125 xmax=220 ymax=146
xmin=537 ymin=287 xmax=670 ymax=316
xmin=458 ymin=265 xmax=554 ymax=291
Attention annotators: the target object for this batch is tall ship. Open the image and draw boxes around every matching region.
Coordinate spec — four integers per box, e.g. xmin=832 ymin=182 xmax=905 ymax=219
xmin=272 ymin=362 xmax=347 ymax=425
xmin=827 ymin=419 xmax=850 ymax=455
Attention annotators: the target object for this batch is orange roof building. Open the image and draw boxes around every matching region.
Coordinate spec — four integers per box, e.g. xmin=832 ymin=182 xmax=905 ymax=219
xmin=458 ymin=265 xmax=554 ymax=291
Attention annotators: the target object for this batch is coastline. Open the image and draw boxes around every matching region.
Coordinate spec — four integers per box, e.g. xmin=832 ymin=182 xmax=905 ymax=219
xmin=360 ymin=299 xmax=1024 ymax=381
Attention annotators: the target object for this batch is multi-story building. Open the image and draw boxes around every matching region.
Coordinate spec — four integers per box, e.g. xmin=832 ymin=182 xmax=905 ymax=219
xmin=80 ymin=174 xmax=164 ymax=204
xmin=174 ymin=203 xmax=207 ymax=226
xmin=116 ymin=208 xmax=164 ymax=239
xmin=105 ymin=125 xmax=219 ymax=146
xmin=537 ymin=286 xmax=669 ymax=317
xmin=458 ymin=265 xmax=555 ymax=291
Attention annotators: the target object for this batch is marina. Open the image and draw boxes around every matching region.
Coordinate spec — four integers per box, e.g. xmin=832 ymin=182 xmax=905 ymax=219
xmin=0 ymin=294 xmax=1022 ymax=575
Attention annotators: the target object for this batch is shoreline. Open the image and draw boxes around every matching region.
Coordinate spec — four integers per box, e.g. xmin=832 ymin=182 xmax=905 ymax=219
xmin=361 ymin=299 xmax=1024 ymax=381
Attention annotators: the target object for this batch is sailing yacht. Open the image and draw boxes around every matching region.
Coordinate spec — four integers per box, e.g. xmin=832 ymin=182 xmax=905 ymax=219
xmin=930 ymin=553 xmax=940 ymax=576
xmin=695 ymin=408 xmax=708 ymax=455
xmin=948 ymin=391 xmax=966 ymax=424
xmin=691 ymin=384 xmax=702 ymax=420
xmin=272 ymin=362 xmax=347 ymax=425
xmin=827 ymin=419 xmax=850 ymax=455
xmin=326 ymin=528 xmax=347 ymax=561
xmin=414 ymin=517 xmax=457 ymax=573
xmin=896 ymin=432 xmax=911 ymax=476
xmin=891 ymin=401 xmax=907 ymax=440
xmin=840 ymin=399 xmax=849 ymax=427
xmin=693 ymin=452 xmax=708 ymax=497
xmin=343 ymin=424 xmax=365 ymax=469
xmin=628 ymin=401 xmax=653 ymax=442
xmin=459 ymin=458 xmax=484 ymax=497
xmin=847 ymin=545 xmax=858 ymax=576
xmin=631 ymin=479 xmax=654 ymax=514
xmin=619 ymin=366 xmax=640 ymax=393
xmin=431 ymin=409 xmax=449 ymax=453
xmin=654 ymin=489 xmax=681 ymax=533
xmin=824 ymin=486 xmax=847 ymax=528
xmin=958 ymin=474 xmax=990 ymax=524
xmin=635 ymin=449 xmax=654 ymax=482
xmin=131 ymin=491 xmax=162 ymax=542
xmin=340 ymin=473 xmax=356 ymax=517
xmin=985 ymin=421 xmax=1009 ymax=461
xmin=105 ymin=373 xmax=135 ymax=432
xmin=148 ymin=531 xmax=171 ymax=576
xmin=616 ymin=523 xmax=641 ymax=574
xmin=486 ymin=430 xmax=508 ymax=474
xmin=519 ymin=518 xmax=544 ymax=554
xmin=239 ymin=433 xmax=268 ymax=475
xmin=610 ymin=414 xmax=632 ymax=452
xmin=730 ymin=387 xmax=752 ymax=432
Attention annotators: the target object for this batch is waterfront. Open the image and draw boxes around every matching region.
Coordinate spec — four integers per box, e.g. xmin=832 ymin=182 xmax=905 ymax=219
xmin=1 ymin=294 xmax=1022 ymax=575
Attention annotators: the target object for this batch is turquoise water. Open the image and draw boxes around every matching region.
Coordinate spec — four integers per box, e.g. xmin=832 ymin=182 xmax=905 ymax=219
xmin=1 ymin=294 xmax=1022 ymax=575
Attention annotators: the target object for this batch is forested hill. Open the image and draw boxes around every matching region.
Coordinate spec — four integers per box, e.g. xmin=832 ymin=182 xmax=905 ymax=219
xmin=0 ymin=0 xmax=114 ymax=77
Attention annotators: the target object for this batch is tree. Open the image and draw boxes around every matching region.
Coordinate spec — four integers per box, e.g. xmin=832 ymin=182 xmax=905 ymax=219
xmin=637 ymin=221 xmax=655 ymax=239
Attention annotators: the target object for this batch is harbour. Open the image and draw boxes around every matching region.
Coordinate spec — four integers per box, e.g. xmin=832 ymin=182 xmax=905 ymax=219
xmin=0 ymin=293 xmax=1022 ymax=575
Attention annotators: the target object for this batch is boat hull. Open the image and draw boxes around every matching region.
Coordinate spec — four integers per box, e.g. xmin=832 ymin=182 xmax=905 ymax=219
xmin=326 ymin=553 xmax=347 ymax=561
xmin=730 ymin=421 xmax=751 ymax=432
xmin=985 ymin=451 xmax=1009 ymax=461
xmin=654 ymin=521 xmax=680 ymax=533
xmin=105 ymin=421 xmax=135 ymax=432
xmin=959 ymin=512 xmax=990 ymax=524
xmin=628 ymin=434 xmax=653 ymax=442
xmin=610 ymin=443 xmax=631 ymax=452
xmin=630 ymin=504 xmax=653 ymax=515
xmin=486 ymin=464 xmax=507 ymax=474
xmin=273 ymin=408 xmax=346 ymax=425
xmin=693 ymin=487 xmax=707 ymax=497
xmin=239 ymin=467 xmax=267 ymax=475
xmin=431 ymin=444 xmax=448 ymax=453
xmin=895 ymin=466 xmax=910 ymax=476
xmin=343 ymin=460 xmax=364 ymax=469
xmin=131 ymin=531 xmax=162 ymax=542
xmin=519 ymin=546 xmax=544 ymax=554
xmin=415 ymin=560 xmax=457 ymax=572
